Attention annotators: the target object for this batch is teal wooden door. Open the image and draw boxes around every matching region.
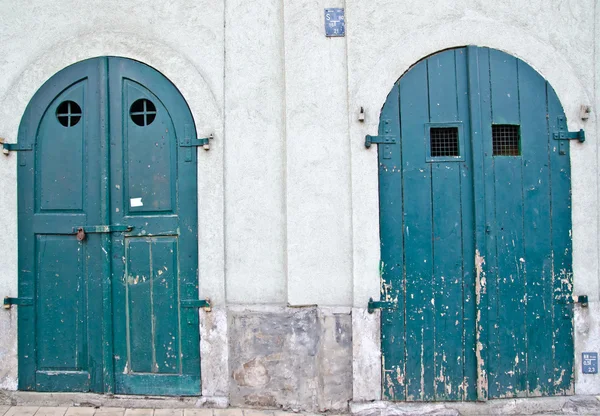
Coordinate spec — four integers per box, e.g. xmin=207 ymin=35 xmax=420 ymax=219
xmin=17 ymin=57 xmax=201 ymax=395
xmin=378 ymin=46 xmax=574 ymax=401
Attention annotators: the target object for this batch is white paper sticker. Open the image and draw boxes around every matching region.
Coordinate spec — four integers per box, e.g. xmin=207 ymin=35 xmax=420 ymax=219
xmin=130 ymin=197 xmax=143 ymax=207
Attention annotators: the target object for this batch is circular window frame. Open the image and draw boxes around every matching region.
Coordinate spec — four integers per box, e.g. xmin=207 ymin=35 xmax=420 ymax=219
xmin=130 ymin=99 xmax=157 ymax=127
xmin=56 ymin=100 xmax=82 ymax=127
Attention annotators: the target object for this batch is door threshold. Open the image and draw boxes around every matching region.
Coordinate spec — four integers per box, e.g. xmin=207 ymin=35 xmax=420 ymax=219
xmin=0 ymin=392 xmax=228 ymax=409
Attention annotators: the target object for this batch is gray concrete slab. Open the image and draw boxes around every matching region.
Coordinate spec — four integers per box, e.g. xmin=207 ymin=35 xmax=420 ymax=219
xmin=94 ymin=408 xmax=125 ymax=416
xmin=34 ymin=407 xmax=68 ymax=416
xmin=153 ymin=411 xmax=183 ymax=416
xmin=5 ymin=408 xmax=40 ymax=416
xmin=123 ymin=411 xmax=154 ymax=416
xmin=64 ymin=409 xmax=96 ymax=416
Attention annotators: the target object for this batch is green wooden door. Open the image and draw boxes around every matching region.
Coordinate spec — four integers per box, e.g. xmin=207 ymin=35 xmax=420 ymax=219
xmin=378 ymin=46 xmax=574 ymax=401
xmin=17 ymin=57 xmax=201 ymax=395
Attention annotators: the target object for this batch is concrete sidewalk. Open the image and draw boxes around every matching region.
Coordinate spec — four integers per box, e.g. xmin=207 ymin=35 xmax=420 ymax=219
xmin=1 ymin=394 xmax=600 ymax=416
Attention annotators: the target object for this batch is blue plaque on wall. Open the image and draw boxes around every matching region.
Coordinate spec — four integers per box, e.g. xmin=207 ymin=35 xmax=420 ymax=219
xmin=325 ymin=8 xmax=345 ymax=37
xmin=582 ymin=352 xmax=598 ymax=374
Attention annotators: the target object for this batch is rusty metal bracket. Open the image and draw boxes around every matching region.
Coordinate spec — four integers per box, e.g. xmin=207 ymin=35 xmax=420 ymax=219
xmin=3 ymin=296 xmax=33 ymax=309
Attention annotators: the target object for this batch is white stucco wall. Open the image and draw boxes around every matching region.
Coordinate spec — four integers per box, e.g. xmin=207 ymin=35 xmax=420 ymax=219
xmin=0 ymin=0 xmax=598 ymax=397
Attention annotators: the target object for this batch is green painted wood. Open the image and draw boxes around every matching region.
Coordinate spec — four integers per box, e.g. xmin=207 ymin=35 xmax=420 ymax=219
xmin=488 ymin=50 xmax=528 ymax=397
xmin=17 ymin=57 xmax=201 ymax=395
xmin=398 ymin=59 xmax=436 ymax=401
xmin=547 ymin=84 xmax=575 ymax=395
xmin=378 ymin=82 xmax=406 ymax=401
xmin=461 ymin=47 xmax=479 ymax=401
xmin=35 ymin=236 xmax=85 ymax=371
xmin=18 ymin=59 xmax=104 ymax=392
xmin=476 ymin=47 xmax=500 ymax=399
xmin=126 ymin=240 xmax=154 ymax=373
xmin=379 ymin=46 xmax=574 ymax=402
xmin=517 ymin=59 xmax=554 ymax=396
xmin=108 ymin=57 xmax=200 ymax=395
xmin=428 ymin=49 xmax=465 ymax=401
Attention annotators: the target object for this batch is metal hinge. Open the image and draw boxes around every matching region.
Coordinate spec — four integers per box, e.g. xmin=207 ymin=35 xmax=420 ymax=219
xmin=181 ymin=299 xmax=212 ymax=311
xmin=3 ymin=296 xmax=33 ymax=309
xmin=365 ymin=135 xmax=397 ymax=148
xmin=180 ymin=134 xmax=214 ymax=151
xmin=553 ymin=116 xmax=585 ymax=155
xmin=1 ymin=138 xmax=33 ymax=155
xmin=368 ymin=297 xmax=397 ymax=314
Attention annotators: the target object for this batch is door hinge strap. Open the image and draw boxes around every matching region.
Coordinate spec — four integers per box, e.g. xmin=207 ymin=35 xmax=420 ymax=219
xmin=72 ymin=225 xmax=133 ymax=233
xmin=556 ymin=294 xmax=588 ymax=306
xmin=180 ymin=134 xmax=214 ymax=150
xmin=553 ymin=116 xmax=585 ymax=142
xmin=3 ymin=296 xmax=33 ymax=309
xmin=368 ymin=297 xmax=397 ymax=313
xmin=1 ymin=138 xmax=33 ymax=154
xmin=552 ymin=129 xmax=585 ymax=142
xmin=365 ymin=135 xmax=397 ymax=148
xmin=181 ymin=299 xmax=212 ymax=311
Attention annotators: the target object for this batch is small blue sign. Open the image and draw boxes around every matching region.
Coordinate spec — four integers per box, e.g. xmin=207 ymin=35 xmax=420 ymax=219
xmin=325 ymin=8 xmax=345 ymax=37
xmin=582 ymin=352 xmax=598 ymax=374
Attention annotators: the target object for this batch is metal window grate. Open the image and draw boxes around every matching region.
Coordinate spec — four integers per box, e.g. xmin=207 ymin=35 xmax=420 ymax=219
xmin=493 ymin=125 xmax=521 ymax=156
xmin=430 ymin=127 xmax=459 ymax=157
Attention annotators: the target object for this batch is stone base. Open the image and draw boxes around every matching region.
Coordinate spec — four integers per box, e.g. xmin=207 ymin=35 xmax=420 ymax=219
xmin=227 ymin=306 xmax=353 ymax=413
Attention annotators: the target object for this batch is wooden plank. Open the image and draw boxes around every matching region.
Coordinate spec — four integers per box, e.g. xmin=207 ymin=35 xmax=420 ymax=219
xmin=427 ymin=49 xmax=463 ymax=401
xmin=126 ymin=239 xmax=153 ymax=373
xmin=547 ymin=84 xmax=574 ymax=395
xmin=517 ymin=60 xmax=554 ymax=396
xmin=489 ymin=50 xmax=527 ymax=397
xmin=378 ymin=83 xmax=407 ymax=400
xmin=399 ymin=59 xmax=435 ymax=401
xmin=462 ymin=46 xmax=480 ymax=401
xmin=151 ymin=238 xmax=180 ymax=374
xmin=478 ymin=47 xmax=501 ymax=398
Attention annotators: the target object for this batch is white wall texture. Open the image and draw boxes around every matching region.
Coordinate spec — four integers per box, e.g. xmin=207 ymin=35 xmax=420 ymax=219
xmin=0 ymin=0 xmax=598 ymax=397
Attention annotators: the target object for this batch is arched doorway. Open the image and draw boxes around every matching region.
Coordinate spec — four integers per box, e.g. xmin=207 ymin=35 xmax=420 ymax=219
xmin=17 ymin=57 xmax=202 ymax=395
xmin=377 ymin=46 xmax=574 ymax=401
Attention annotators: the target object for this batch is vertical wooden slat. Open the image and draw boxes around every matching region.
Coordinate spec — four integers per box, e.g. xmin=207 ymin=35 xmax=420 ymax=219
xmin=461 ymin=46 xmax=480 ymax=401
xmin=126 ymin=240 xmax=153 ymax=373
xmin=489 ymin=50 xmax=528 ymax=397
xmin=517 ymin=60 xmax=554 ymax=396
xmin=151 ymin=238 xmax=180 ymax=374
xmin=379 ymin=83 xmax=406 ymax=400
xmin=547 ymin=84 xmax=575 ymax=395
xmin=478 ymin=47 xmax=501 ymax=398
xmin=427 ymin=49 xmax=463 ymax=401
xmin=399 ymin=59 xmax=436 ymax=401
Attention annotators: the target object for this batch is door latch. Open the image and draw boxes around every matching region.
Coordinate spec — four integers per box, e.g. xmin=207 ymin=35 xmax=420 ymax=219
xmin=73 ymin=225 xmax=134 ymax=241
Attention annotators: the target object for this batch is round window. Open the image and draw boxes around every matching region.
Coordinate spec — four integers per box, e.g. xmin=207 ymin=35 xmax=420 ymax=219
xmin=130 ymin=99 xmax=157 ymax=126
xmin=56 ymin=101 xmax=82 ymax=127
